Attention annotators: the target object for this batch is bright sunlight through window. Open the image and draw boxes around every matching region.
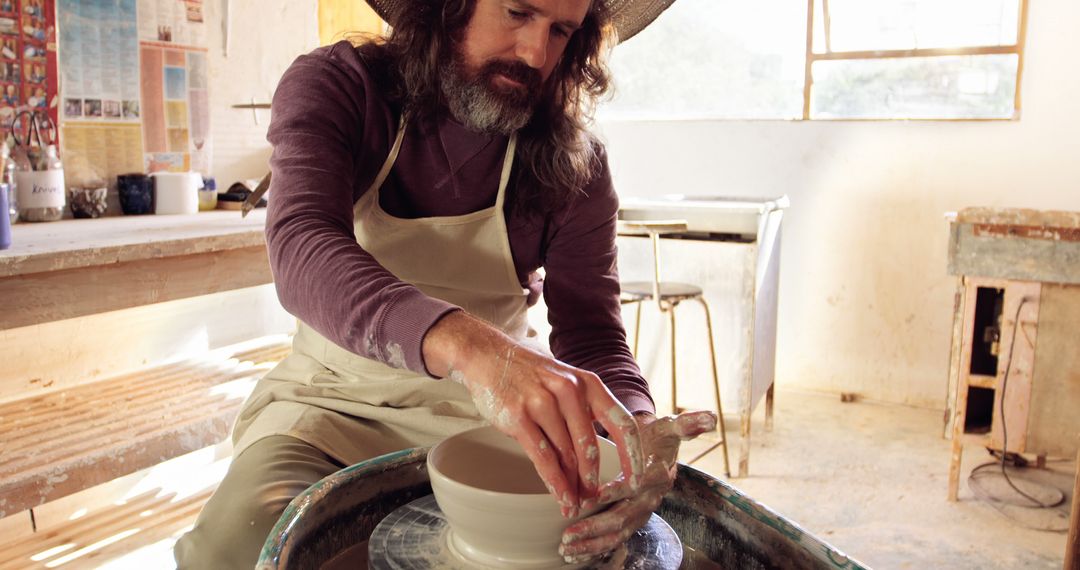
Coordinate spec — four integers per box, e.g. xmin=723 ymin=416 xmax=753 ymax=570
xmin=599 ymin=0 xmax=1027 ymax=121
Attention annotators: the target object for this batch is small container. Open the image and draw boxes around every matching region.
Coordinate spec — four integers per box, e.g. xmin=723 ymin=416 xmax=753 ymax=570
xmin=198 ymin=176 xmax=217 ymax=211
xmin=151 ymin=171 xmax=200 ymax=215
xmin=15 ymin=144 xmax=65 ymax=222
xmin=69 ymin=186 xmax=108 ymax=218
xmin=0 ymin=182 xmax=11 ymax=249
xmin=117 ymin=173 xmax=152 ymax=215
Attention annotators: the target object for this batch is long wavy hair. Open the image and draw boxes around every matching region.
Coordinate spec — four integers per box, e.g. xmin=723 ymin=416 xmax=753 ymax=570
xmin=356 ymin=0 xmax=614 ymax=218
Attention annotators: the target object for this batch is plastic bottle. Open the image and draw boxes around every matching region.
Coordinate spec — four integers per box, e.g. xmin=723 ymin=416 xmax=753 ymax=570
xmin=0 ymin=182 xmax=11 ymax=249
xmin=16 ymin=144 xmax=64 ymax=222
xmin=1 ymin=142 xmax=15 ymax=224
xmin=198 ymin=175 xmax=217 ymax=211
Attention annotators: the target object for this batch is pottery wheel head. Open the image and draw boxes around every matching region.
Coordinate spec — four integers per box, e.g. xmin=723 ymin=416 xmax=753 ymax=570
xmin=367 ymin=495 xmax=683 ymax=569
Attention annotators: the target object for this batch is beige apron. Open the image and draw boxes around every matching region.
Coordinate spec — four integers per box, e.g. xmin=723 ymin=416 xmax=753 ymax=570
xmin=233 ymin=120 xmax=528 ymax=465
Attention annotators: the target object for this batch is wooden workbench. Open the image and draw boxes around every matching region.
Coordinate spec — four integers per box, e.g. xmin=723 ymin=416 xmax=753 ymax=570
xmin=0 ymin=210 xmax=273 ymax=331
xmin=0 ymin=210 xmax=288 ymax=548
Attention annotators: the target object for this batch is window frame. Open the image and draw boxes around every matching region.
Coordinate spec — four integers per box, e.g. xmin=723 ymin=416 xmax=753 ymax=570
xmin=801 ymin=0 xmax=1030 ymax=121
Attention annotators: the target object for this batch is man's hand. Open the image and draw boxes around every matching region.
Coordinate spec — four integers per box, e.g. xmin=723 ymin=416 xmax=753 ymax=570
xmin=557 ymin=410 xmax=717 ymax=563
xmin=423 ymin=311 xmax=646 ymax=518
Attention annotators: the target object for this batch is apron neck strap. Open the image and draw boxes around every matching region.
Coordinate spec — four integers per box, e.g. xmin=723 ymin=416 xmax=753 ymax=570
xmin=493 ymin=133 xmax=517 ymax=211
xmin=366 ymin=115 xmax=518 ymax=205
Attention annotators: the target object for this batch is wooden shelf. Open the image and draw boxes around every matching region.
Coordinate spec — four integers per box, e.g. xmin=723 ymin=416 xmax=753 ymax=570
xmin=967 ymin=374 xmax=997 ymax=389
xmin=0 ymin=211 xmax=273 ymax=331
xmin=0 ymin=337 xmax=290 ymax=518
xmin=0 ymin=210 xmax=267 ymax=278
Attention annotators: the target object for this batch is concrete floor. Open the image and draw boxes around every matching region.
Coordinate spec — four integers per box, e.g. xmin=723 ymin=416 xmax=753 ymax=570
xmin=677 ymin=389 xmax=1074 ymax=570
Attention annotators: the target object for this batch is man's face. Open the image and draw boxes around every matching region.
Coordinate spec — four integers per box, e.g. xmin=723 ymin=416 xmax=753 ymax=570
xmin=441 ymin=0 xmax=591 ymax=134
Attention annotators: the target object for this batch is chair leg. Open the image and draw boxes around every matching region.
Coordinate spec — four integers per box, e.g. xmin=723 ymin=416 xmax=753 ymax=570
xmin=669 ymin=304 xmax=678 ymax=416
xmin=697 ymin=296 xmax=731 ymax=478
xmin=632 ymin=301 xmax=642 ymax=358
xmin=765 ymin=384 xmax=775 ymax=432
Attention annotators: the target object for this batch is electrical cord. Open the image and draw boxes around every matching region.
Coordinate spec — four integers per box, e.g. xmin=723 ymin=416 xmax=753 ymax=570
xmin=966 ymin=296 xmax=1068 ymax=533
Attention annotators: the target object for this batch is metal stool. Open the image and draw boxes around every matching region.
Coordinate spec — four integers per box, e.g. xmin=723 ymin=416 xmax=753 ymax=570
xmin=619 ymin=220 xmax=731 ymax=478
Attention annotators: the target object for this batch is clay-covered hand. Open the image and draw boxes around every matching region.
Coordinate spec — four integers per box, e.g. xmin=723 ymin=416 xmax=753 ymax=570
xmin=557 ymin=410 xmax=717 ymax=563
xmin=422 ymin=311 xmax=646 ymax=518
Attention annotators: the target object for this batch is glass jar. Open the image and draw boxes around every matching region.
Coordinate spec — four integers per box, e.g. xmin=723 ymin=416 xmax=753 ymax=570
xmin=15 ymin=144 xmax=64 ymax=222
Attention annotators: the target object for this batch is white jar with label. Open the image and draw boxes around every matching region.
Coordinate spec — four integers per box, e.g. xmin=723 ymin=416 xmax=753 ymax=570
xmin=15 ymin=145 xmax=65 ymax=222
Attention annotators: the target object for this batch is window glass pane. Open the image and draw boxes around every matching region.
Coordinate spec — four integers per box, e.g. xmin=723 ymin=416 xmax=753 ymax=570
xmin=823 ymin=0 xmax=1020 ymax=52
xmin=810 ymin=54 xmax=1018 ymax=119
xmin=599 ymin=0 xmax=806 ymax=120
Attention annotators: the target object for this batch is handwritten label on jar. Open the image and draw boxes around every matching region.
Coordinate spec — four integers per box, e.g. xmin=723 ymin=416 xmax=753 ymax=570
xmin=15 ymin=170 xmax=65 ymax=208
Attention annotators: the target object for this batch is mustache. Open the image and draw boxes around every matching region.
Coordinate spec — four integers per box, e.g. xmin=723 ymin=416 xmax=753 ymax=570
xmin=476 ymin=59 xmax=542 ymax=90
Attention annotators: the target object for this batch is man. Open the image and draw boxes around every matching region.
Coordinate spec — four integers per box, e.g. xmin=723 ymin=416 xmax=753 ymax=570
xmin=175 ymin=0 xmax=715 ymax=567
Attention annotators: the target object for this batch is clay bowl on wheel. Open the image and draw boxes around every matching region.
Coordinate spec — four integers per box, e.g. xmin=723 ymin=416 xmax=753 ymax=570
xmin=427 ymin=425 xmax=622 ymax=568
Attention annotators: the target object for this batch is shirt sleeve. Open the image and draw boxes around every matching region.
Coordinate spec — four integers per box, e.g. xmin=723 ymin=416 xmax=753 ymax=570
xmin=264 ymin=41 xmax=459 ymax=376
xmin=542 ymin=148 xmax=656 ymax=415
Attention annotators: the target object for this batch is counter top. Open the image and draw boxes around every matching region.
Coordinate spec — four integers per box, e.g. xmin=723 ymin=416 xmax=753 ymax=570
xmin=0 ymin=210 xmax=267 ymax=278
xmin=618 ymin=195 xmax=789 ymax=238
xmin=0 ymin=210 xmax=274 ymax=331
xmin=947 ymin=207 xmax=1080 ymax=284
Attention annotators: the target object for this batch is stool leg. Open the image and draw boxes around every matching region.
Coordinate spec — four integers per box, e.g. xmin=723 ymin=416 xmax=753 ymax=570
xmin=632 ymin=301 xmax=642 ymax=358
xmin=669 ymin=304 xmax=678 ymax=415
xmin=697 ymin=296 xmax=731 ymax=478
xmin=765 ymin=384 xmax=775 ymax=432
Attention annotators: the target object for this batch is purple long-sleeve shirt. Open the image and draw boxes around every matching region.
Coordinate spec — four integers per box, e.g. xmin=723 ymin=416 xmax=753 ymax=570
xmin=264 ymin=41 xmax=654 ymax=415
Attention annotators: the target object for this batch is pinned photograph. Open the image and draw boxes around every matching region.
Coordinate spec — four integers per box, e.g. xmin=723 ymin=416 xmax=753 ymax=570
xmin=85 ymin=98 xmax=102 ymax=117
xmin=122 ymin=99 xmax=140 ymax=119
xmin=64 ymin=97 xmax=82 ymax=118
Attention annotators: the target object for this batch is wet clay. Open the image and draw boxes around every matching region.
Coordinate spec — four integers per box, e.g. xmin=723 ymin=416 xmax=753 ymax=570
xmin=435 ymin=438 xmax=548 ymax=494
xmin=427 ymin=426 xmax=623 ymax=568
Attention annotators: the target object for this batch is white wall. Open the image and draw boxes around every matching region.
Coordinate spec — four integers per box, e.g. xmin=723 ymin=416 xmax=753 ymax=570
xmin=203 ymin=0 xmax=1079 ymax=410
xmin=204 ymin=0 xmax=320 ymax=186
xmin=598 ymin=0 xmax=1080 ymax=409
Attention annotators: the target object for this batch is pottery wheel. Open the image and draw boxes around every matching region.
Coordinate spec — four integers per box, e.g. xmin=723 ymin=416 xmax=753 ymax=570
xmin=368 ymin=495 xmax=682 ymax=570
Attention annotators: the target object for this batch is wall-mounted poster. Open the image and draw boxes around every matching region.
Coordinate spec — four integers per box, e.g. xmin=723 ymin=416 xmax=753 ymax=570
xmin=57 ymin=0 xmax=142 ymax=186
xmin=57 ymin=0 xmax=208 ymax=189
xmin=0 ymin=0 xmax=58 ymax=135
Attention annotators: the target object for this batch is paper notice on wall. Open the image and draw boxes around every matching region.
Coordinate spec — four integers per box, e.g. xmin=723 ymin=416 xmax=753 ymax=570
xmin=56 ymin=0 xmax=208 ymax=190
xmin=58 ymin=0 xmax=140 ymax=123
xmin=138 ymin=40 xmax=209 ymax=174
xmin=60 ymin=121 xmax=143 ymax=184
xmin=137 ymin=0 xmax=205 ymax=47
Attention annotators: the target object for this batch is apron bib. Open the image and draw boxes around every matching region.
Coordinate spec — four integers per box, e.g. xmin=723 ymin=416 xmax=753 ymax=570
xmin=233 ymin=119 xmax=528 ymax=465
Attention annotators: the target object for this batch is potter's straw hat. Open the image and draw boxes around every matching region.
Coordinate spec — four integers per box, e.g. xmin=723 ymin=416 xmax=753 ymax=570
xmin=364 ymin=0 xmax=676 ymax=43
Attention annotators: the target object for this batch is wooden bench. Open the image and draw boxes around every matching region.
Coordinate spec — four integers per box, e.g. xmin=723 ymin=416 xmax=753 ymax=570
xmin=0 ymin=338 xmax=291 ymax=518
xmin=0 ymin=210 xmax=293 ymax=550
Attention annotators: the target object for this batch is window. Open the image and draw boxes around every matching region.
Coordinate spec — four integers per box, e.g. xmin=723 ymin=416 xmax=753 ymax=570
xmin=599 ymin=0 xmax=1027 ymax=120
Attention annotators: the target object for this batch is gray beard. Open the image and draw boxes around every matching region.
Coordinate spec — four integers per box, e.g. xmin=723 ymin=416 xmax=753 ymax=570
xmin=439 ymin=58 xmax=534 ymax=135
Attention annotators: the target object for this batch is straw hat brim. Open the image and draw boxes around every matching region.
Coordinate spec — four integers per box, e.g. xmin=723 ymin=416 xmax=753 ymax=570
xmin=364 ymin=0 xmax=675 ymax=44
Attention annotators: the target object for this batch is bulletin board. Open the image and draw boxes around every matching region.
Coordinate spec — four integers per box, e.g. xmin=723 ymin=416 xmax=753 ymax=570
xmin=0 ymin=0 xmax=59 ymax=130
xmin=56 ymin=0 xmax=208 ymax=189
